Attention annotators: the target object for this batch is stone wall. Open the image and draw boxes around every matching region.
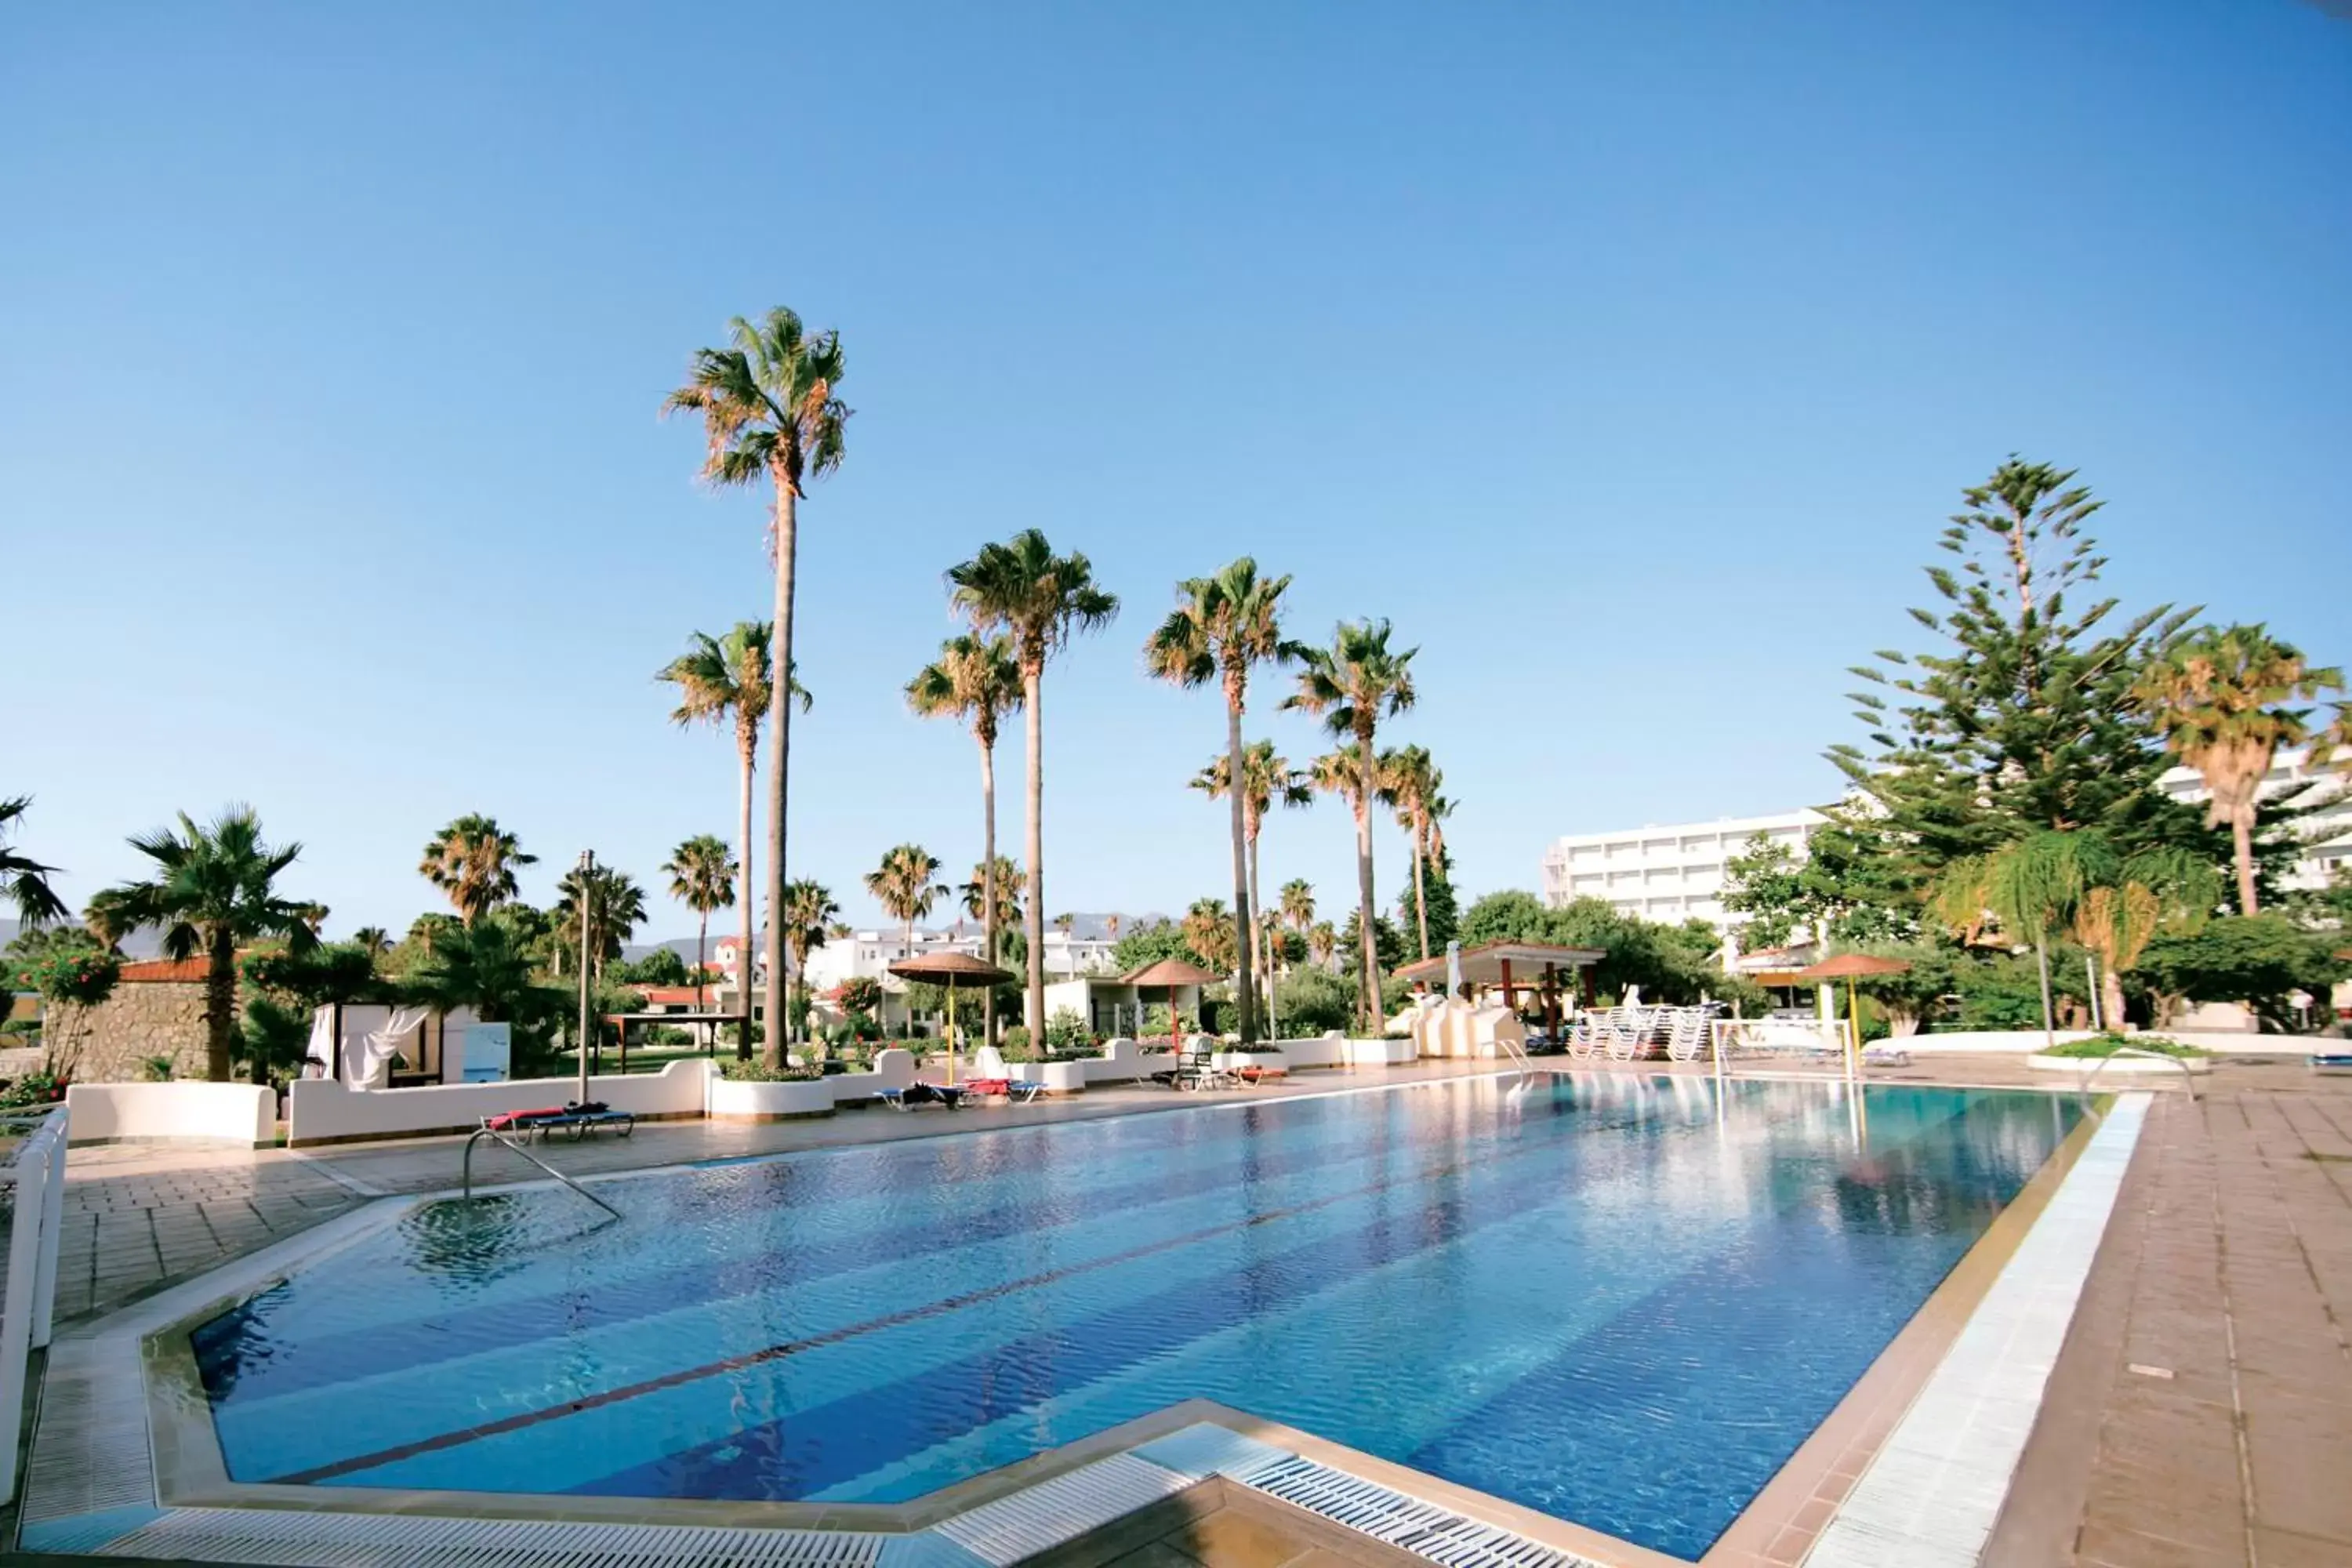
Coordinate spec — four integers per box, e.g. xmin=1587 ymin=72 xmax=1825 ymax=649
xmin=48 ymin=982 xmax=210 ymax=1083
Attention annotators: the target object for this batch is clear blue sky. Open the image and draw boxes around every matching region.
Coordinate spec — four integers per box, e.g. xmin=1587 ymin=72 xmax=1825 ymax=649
xmin=5 ymin=2 xmax=2347 ymax=942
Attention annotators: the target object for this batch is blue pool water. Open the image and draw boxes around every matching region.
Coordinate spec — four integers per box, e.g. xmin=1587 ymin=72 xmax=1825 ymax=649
xmin=194 ymin=1076 xmax=2077 ymax=1559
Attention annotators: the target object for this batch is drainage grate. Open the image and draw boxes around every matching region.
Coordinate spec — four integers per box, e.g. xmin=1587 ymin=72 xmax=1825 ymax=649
xmin=1233 ymin=1454 xmax=1593 ymax=1568
xmin=89 ymin=1509 xmax=893 ymax=1567
xmin=932 ymin=1452 xmax=1194 ymax=1566
xmin=20 ymin=1339 xmax=154 ymax=1524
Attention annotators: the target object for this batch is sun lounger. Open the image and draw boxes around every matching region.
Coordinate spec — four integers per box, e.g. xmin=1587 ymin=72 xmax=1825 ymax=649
xmin=877 ymin=1082 xmax=964 ymax=1112
xmin=1170 ymin=1044 xmax=1236 ymax=1091
xmin=481 ymin=1103 xmax=635 ymax=1140
xmin=962 ymin=1076 xmax=1047 ymax=1102
xmin=1234 ymin=1060 xmax=1287 ymax=1084
xmin=2310 ymin=1052 xmax=2352 ymax=1076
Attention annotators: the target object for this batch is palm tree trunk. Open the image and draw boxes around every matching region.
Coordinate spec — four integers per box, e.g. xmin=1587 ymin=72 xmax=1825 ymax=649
xmin=1225 ymin=690 xmax=1256 ymax=1042
xmin=2100 ymin=960 xmax=2128 ymax=1036
xmin=205 ymin=927 xmax=236 ymax=1082
xmin=1355 ymin=731 xmax=1380 ymax=1037
xmin=2232 ymin=813 xmax=2259 ymax=916
xmin=1410 ymin=822 xmax=1431 ymax=962
xmin=695 ymin=911 xmax=709 ymax=1047
xmin=763 ymin=482 xmax=797 ymax=1070
xmin=1023 ymin=662 xmax=1046 ymax=1043
xmin=979 ymin=733 xmax=999 ymax=1051
xmin=1249 ymin=826 xmax=1271 ymax=1038
xmin=735 ymin=728 xmax=757 ymax=1062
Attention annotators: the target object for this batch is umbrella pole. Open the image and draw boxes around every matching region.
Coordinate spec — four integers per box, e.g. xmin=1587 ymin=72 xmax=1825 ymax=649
xmin=947 ymin=975 xmax=957 ymax=1087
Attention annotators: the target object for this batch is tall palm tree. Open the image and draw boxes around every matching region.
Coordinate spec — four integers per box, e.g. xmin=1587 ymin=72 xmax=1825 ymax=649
xmin=1380 ymin=745 xmax=1449 ymax=963
xmin=1308 ymin=920 xmax=1338 ymax=973
xmin=350 ymin=925 xmax=391 ymax=959
xmin=1193 ymin=741 xmax=1311 ymax=1021
xmin=909 ymin=633 xmax=1023 ymax=1044
xmin=659 ymin=622 xmax=811 ymax=1060
xmin=948 ymin=529 xmax=1120 ymax=1040
xmin=1106 ymin=913 xmax=1122 ymax=946
xmin=780 ymin=878 xmax=840 ymax=1046
xmin=0 ymin=797 xmax=68 ymax=929
xmin=551 ymin=863 xmax=648 ymax=990
xmin=1288 ymin=621 xmax=1417 ymax=1032
xmin=1145 ymin=559 xmax=1301 ymax=1042
xmin=1279 ymin=878 xmax=1315 ymax=935
xmin=2134 ymin=623 xmax=2343 ymax=916
xmin=419 ymin=815 xmax=536 ymax=927
xmin=665 ymin=308 xmax=850 ymax=1071
xmin=662 ymin=835 xmax=737 ymax=1016
xmin=87 ymin=807 xmax=318 ymax=1081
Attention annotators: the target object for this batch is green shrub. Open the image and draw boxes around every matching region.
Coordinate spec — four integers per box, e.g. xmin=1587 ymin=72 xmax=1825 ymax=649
xmin=13 ymin=948 xmax=120 ymax=1007
xmin=720 ymin=1058 xmax=826 ymax=1083
xmin=1044 ymin=1008 xmax=1094 ymax=1054
xmin=1274 ymin=970 xmax=1354 ymax=1036
xmin=2042 ymin=1033 xmax=2207 ymax=1059
xmin=0 ymin=1070 xmax=67 ymax=1109
xmin=999 ymin=1025 xmax=1033 ymax=1059
xmin=140 ymin=1054 xmax=176 ymax=1082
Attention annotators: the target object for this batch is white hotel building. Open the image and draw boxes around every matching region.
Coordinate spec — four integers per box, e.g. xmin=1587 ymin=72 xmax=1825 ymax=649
xmin=1544 ymin=749 xmax=2347 ymax=931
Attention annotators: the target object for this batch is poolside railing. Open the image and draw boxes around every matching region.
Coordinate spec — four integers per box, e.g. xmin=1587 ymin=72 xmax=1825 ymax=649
xmin=0 ymin=1105 xmax=69 ymax=1502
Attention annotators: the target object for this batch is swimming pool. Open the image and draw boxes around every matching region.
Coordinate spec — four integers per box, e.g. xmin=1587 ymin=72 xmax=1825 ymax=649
xmin=191 ymin=1075 xmax=2078 ymax=1560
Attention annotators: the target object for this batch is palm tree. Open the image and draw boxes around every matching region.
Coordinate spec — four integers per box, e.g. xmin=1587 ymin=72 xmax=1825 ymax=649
xmin=909 ymin=633 xmax=1023 ymax=1044
xmin=1381 ymin=745 xmax=1449 ymax=963
xmin=1 ymin=797 xmax=68 ymax=929
xmin=1145 ymin=559 xmax=1301 ymax=1042
xmin=780 ymin=878 xmax=840 ymax=1046
xmin=665 ymin=308 xmax=851 ymax=1072
xmin=1279 ymin=878 xmax=1315 ymax=935
xmin=1288 ymin=622 xmax=1417 ymax=1033
xmin=960 ymin=856 xmax=1025 ymax=935
xmin=409 ymin=916 xmax=564 ymax=1044
xmin=1106 ymin=913 xmax=1122 ymax=946
xmin=826 ymin=919 xmax=854 ymax=942
xmin=1182 ymin=898 xmax=1239 ymax=974
xmin=418 ymin=815 xmax=536 ymax=927
xmin=551 ymin=863 xmax=648 ymax=990
xmin=87 ymin=807 xmax=318 ymax=1081
xmin=948 ymin=529 xmax=1120 ymax=1039
xmin=662 ymin=835 xmax=737 ymax=1017
xmin=865 ymin=844 xmax=945 ymax=958
xmin=350 ymin=925 xmax=391 ymax=958
xmin=659 ymin=622 xmax=811 ymax=1060
xmin=1193 ymin=740 xmax=1311 ymax=1025
xmin=2135 ymin=623 xmax=2343 ymax=916
xmin=1934 ymin=829 xmax=2220 ymax=1040
xmin=1308 ymin=920 xmax=1338 ymax=973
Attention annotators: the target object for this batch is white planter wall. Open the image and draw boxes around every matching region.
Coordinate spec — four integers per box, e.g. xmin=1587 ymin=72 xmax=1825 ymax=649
xmin=64 ymin=1082 xmax=276 ymax=1146
xmin=288 ymin=1058 xmax=713 ymax=1145
xmin=707 ymin=1076 xmax=836 ymax=1119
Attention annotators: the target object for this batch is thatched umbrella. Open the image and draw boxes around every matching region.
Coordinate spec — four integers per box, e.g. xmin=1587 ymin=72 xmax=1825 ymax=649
xmin=1793 ymin=953 xmax=1911 ymax=1062
xmin=887 ymin=950 xmax=1014 ymax=1086
xmin=1122 ymin=956 xmax=1221 ymax=1051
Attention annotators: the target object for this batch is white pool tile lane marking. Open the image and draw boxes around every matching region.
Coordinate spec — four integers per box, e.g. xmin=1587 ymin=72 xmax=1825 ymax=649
xmin=1806 ymin=1092 xmax=2150 ymax=1568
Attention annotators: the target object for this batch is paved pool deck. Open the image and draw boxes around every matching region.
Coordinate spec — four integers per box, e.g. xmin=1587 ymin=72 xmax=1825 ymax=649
xmin=30 ymin=1053 xmax=2352 ymax=1566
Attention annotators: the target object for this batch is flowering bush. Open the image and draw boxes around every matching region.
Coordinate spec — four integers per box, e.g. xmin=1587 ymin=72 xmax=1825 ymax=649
xmin=0 ymin=1070 xmax=67 ymax=1109
xmin=14 ymin=948 xmax=121 ymax=1007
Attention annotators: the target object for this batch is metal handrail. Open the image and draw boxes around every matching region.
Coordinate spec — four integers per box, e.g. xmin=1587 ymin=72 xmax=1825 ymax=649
xmin=462 ymin=1126 xmax=622 ymax=1218
xmin=2077 ymin=1045 xmax=2201 ymax=1113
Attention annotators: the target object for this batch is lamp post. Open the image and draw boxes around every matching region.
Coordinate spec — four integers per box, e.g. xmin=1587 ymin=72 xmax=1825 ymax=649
xmin=575 ymin=849 xmax=594 ymax=1105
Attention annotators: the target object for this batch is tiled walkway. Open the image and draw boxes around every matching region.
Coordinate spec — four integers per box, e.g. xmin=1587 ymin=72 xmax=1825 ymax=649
xmin=1991 ymin=1073 xmax=2352 ymax=1566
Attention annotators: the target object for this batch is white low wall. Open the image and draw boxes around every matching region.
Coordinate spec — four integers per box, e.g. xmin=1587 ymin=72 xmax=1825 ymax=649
xmin=2027 ymin=1052 xmax=2213 ymax=1076
xmin=64 ymin=1082 xmax=276 ymax=1147
xmin=1344 ymin=1036 xmax=1417 ymax=1066
xmin=287 ymin=1058 xmax=714 ymax=1145
xmin=708 ymin=1076 xmax=836 ymax=1119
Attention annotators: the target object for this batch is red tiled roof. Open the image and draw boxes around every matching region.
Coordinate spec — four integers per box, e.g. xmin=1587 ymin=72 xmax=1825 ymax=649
xmin=636 ymin=985 xmax=713 ymax=1005
xmin=117 ymin=956 xmax=213 ymax=982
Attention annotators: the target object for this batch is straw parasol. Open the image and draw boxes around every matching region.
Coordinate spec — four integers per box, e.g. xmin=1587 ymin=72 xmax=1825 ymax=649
xmin=887 ymin=950 xmax=1014 ymax=1086
xmin=1121 ymin=956 xmax=1221 ymax=1050
xmin=1793 ymin=953 xmax=1911 ymax=1063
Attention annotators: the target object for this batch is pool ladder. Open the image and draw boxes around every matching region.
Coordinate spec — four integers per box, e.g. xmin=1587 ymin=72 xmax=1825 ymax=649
xmin=462 ymin=1126 xmax=622 ymax=1218
xmin=2075 ymin=1045 xmax=2200 ymax=1116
